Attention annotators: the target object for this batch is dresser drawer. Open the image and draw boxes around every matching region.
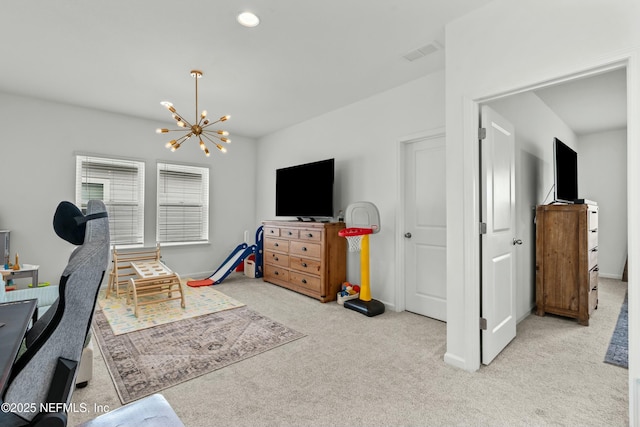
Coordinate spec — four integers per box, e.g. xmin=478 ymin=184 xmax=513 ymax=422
xmin=290 ymin=256 xmax=321 ymax=275
xmin=588 ymin=229 xmax=598 ymax=250
xmin=289 ymin=271 xmax=322 ymax=293
xmin=290 ymin=240 xmax=321 ymax=258
xmin=588 ymin=206 xmax=598 ymax=231
xmin=299 ymin=229 xmax=322 ymax=242
xmin=264 ymin=264 xmax=289 ymax=282
xmin=589 ymin=266 xmax=599 ymax=291
xmin=264 ymin=237 xmax=289 ymax=253
xmin=280 ymin=228 xmax=299 ymax=239
xmin=588 ymin=247 xmax=598 ymax=271
xmin=264 ymin=226 xmax=280 ymax=237
xmin=264 ymin=251 xmax=289 ymax=267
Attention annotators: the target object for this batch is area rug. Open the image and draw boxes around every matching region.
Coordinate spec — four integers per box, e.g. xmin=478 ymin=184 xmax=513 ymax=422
xmin=604 ymin=292 xmax=628 ymax=368
xmin=97 ymin=284 xmax=245 ymax=335
xmin=92 ymin=306 xmax=305 ymax=404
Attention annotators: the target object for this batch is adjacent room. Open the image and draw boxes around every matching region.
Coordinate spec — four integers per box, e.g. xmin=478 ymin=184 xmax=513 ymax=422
xmin=0 ymin=1 xmax=638 ymax=426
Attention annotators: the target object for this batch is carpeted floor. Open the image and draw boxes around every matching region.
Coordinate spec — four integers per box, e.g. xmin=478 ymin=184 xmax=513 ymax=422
xmin=605 ymin=291 xmax=628 ymax=368
xmin=97 ymin=283 xmax=245 ymax=335
xmin=92 ymin=305 xmax=305 ymax=404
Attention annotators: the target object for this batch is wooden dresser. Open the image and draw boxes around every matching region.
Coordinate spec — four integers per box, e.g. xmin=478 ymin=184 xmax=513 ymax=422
xmin=262 ymin=221 xmax=346 ymax=302
xmin=535 ymin=203 xmax=599 ymax=325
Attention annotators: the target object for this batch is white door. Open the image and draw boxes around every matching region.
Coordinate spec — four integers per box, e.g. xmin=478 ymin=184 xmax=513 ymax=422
xmin=403 ymin=134 xmax=447 ymax=321
xmin=480 ymin=106 xmax=517 ymax=364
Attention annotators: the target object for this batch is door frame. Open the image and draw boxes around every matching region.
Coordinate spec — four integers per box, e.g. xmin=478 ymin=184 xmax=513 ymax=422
xmin=395 ymin=126 xmax=445 ymax=313
xmin=457 ymin=54 xmax=639 ymax=423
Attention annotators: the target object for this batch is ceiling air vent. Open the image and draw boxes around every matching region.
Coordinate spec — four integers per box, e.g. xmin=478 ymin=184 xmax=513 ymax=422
xmin=403 ymin=41 xmax=443 ymax=62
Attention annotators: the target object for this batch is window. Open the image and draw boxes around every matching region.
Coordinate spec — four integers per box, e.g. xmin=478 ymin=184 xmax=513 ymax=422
xmin=75 ymin=155 xmax=145 ymax=247
xmin=157 ymin=162 xmax=209 ymax=245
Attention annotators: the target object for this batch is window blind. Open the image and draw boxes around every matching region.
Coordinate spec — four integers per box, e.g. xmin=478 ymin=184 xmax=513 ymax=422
xmin=75 ymin=155 xmax=145 ymax=246
xmin=157 ymin=162 xmax=209 ymax=244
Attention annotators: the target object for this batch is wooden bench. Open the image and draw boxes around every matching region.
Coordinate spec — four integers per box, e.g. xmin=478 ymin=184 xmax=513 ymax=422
xmin=106 ymin=244 xmax=161 ymax=298
xmin=127 ymin=260 xmax=185 ymax=317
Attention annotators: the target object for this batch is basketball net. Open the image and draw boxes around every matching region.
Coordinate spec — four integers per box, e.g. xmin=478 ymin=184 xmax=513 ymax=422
xmin=339 ymin=227 xmax=373 ymax=253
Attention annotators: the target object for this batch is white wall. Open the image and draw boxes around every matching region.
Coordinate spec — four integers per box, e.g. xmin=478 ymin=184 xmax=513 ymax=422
xmin=578 ymin=128 xmax=628 ymax=278
xmin=0 ymin=92 xmax=258 ymax=283
xmin=445 ymin=0 xmax=640 ymax=423
xmin=255 ymin=71 xmax=446 ymax=309
xmin=487 ymin=91 xmax=577 ymax=321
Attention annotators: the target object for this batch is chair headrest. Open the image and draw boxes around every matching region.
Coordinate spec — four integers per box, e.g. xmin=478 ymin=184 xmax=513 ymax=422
xmin=53 ymin=201 xmax=108 ymax=245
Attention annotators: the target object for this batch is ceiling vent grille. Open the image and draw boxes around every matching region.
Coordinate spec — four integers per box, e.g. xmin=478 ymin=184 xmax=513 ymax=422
xmin=403 ymin=41 xmax=443 ymax=62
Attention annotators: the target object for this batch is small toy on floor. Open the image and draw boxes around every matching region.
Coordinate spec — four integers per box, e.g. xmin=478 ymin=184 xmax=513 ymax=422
xmin=337 ymin=281 xmax=360 ymax=305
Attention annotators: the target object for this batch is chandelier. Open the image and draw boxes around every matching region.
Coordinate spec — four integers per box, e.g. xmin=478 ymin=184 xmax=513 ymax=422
xmin=156 ymin=70 xmax=231 ymax=157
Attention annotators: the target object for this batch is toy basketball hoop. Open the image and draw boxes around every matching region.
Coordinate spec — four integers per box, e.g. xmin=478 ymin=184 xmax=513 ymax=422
xmin=339 ymin=227 xmax=373 ymax=252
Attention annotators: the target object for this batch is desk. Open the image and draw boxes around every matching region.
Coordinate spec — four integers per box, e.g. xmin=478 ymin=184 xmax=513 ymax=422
xmin=1 ymin=264 xmax=39 ymax=288
xmin=0 ymin=299 xmax=37 ymax=395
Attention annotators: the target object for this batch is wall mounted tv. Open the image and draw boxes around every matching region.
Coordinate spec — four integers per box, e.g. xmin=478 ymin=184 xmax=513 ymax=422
xmin=276 ymin=158 xmax=335 ymax=219
xmin=553 ymin=137 xmax=578 ymax=203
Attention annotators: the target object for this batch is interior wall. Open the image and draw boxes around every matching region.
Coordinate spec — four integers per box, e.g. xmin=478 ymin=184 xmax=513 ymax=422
xmin=0 ymin=92 xmax=258 ymax=283
xmin=445 ymin=2 xmax=640 ymax=408
xmin=255 ymin=71 xmax=446 ymax=309
xmin=487 ymin=91 xmax=577 ymax=321
xmin=578 ymin=128 xmax=628 ymax=278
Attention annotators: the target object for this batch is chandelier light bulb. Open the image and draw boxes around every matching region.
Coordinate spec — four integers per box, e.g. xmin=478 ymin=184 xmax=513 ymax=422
xmin=204 ymin=147 xmax=210 ymax=156
xmin=156 ymin=128 xmax=169 ymax=134
xmin=177 ymin=121 xmax=186 ymax=128
xmin=201 ymin=110 xmax=207 ymax=119
xmin=221 ymin=137 xmax=230 ymax=143
xmin=217 ymin=130 xmax=229 ymax=136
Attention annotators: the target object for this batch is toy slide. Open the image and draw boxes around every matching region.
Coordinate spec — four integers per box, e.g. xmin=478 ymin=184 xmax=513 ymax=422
xmin=187 ymin=243 xmax=254 ymax=287
xmin=187 ymin=226 xmax=264 ymax=287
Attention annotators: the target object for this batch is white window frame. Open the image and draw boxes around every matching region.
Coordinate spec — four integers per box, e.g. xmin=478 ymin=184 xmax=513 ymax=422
xmin=156 ymin=162 xmax=210 ymax=245
xmin=75 ymin=155 xmax=145 ymax=248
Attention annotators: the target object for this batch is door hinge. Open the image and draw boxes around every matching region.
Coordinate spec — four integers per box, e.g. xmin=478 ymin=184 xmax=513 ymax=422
xmin=478 ymin=127 xmax=487 ymax=140
xmin=480 ymin=317 xmax=488 ymax=330
xmin=479 ymin=222 xmax=487 ymax=235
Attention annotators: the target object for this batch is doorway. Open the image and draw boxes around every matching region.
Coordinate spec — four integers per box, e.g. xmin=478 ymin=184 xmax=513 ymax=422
xmin=477 ymin=66 xmax=628 ymax=364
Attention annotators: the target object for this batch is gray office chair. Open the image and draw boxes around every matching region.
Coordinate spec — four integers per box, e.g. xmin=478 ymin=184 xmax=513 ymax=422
xmin=0 ymin=200 xmax=110 ymax=427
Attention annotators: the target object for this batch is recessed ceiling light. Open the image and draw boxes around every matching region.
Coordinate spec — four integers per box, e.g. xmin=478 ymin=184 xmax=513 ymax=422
xmin=237 ymin=12 xmax=260 ymax=28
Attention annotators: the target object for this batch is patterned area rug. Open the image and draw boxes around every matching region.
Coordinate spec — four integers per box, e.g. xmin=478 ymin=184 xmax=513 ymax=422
xmin=604 ymin=292 xmax=628 ymax=368
xmin=97 ymin=284 xmax=245 ymax=335
xmin=92 ymin=306 xmax=305 ymax=404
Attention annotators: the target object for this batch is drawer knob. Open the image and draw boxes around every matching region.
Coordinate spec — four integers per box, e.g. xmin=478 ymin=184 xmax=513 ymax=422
xmin=307 ymin=233 xmax=313 ymax=238
xmin=301 ymin=262 xmax=307 ymax=268
xmin=274 ymin=271 xmax=279 ymax=276
xmin=274 ymin=256 xmax=279 ymax=261
xmin=301 ymin=279 xmax=307 ymax=284
xmin=288 ymin=231 xmax=292 ymax=235
xmin=274 ymin=243 xmax=279 ymax=247
xmin=302 ymin=247 xmax=307 ymax=251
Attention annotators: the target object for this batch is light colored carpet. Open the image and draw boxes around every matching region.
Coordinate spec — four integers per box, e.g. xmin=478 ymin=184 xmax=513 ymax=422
xmin=97 ymin=283 xmax=244 ymax=335
xmin=71 ymin=274 xmax=629 ymax=426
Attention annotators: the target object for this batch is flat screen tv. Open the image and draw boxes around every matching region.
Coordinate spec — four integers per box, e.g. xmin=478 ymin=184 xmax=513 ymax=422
xmin=276 ymin=158 xmax=334 ymax=219
xmin=553 ymin=137 xmax=578 ymax=203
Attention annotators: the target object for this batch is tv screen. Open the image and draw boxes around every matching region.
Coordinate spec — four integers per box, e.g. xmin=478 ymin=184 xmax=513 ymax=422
xmin=553 ymin=138 xmax=578 ymax=203
xmin=276 ymin=158 xmax=334 ymax=218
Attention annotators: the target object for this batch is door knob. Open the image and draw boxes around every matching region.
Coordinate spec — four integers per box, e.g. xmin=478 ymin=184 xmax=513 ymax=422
xmin=513 ymin=238 xmax=523 ymax=245
xmin=404 ymin=232 xmax=412 ymax=238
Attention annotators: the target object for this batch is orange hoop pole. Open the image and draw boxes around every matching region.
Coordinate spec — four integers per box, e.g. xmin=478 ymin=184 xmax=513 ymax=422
xmin=360 ymin=234 xmax=371 ymax=301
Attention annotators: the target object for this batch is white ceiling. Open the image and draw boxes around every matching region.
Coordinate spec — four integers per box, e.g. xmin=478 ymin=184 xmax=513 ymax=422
xmin=0 ymin=1 xmax=626 ymax=139
xmin=0 ymin=0 xmax=494 ymax=138
xmin=533 ymin=68 xmax=627 ymax=136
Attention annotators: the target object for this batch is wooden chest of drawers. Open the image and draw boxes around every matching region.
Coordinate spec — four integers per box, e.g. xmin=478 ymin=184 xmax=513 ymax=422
xmin=262 ymin=221 xmax=346 ymax=302
xmin=535 ymin=203 xmax=599 ymax=325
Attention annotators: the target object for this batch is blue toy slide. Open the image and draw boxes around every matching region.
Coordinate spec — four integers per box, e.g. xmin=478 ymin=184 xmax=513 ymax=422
xmin=187 ymin=226 xmax=263 ymax=287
